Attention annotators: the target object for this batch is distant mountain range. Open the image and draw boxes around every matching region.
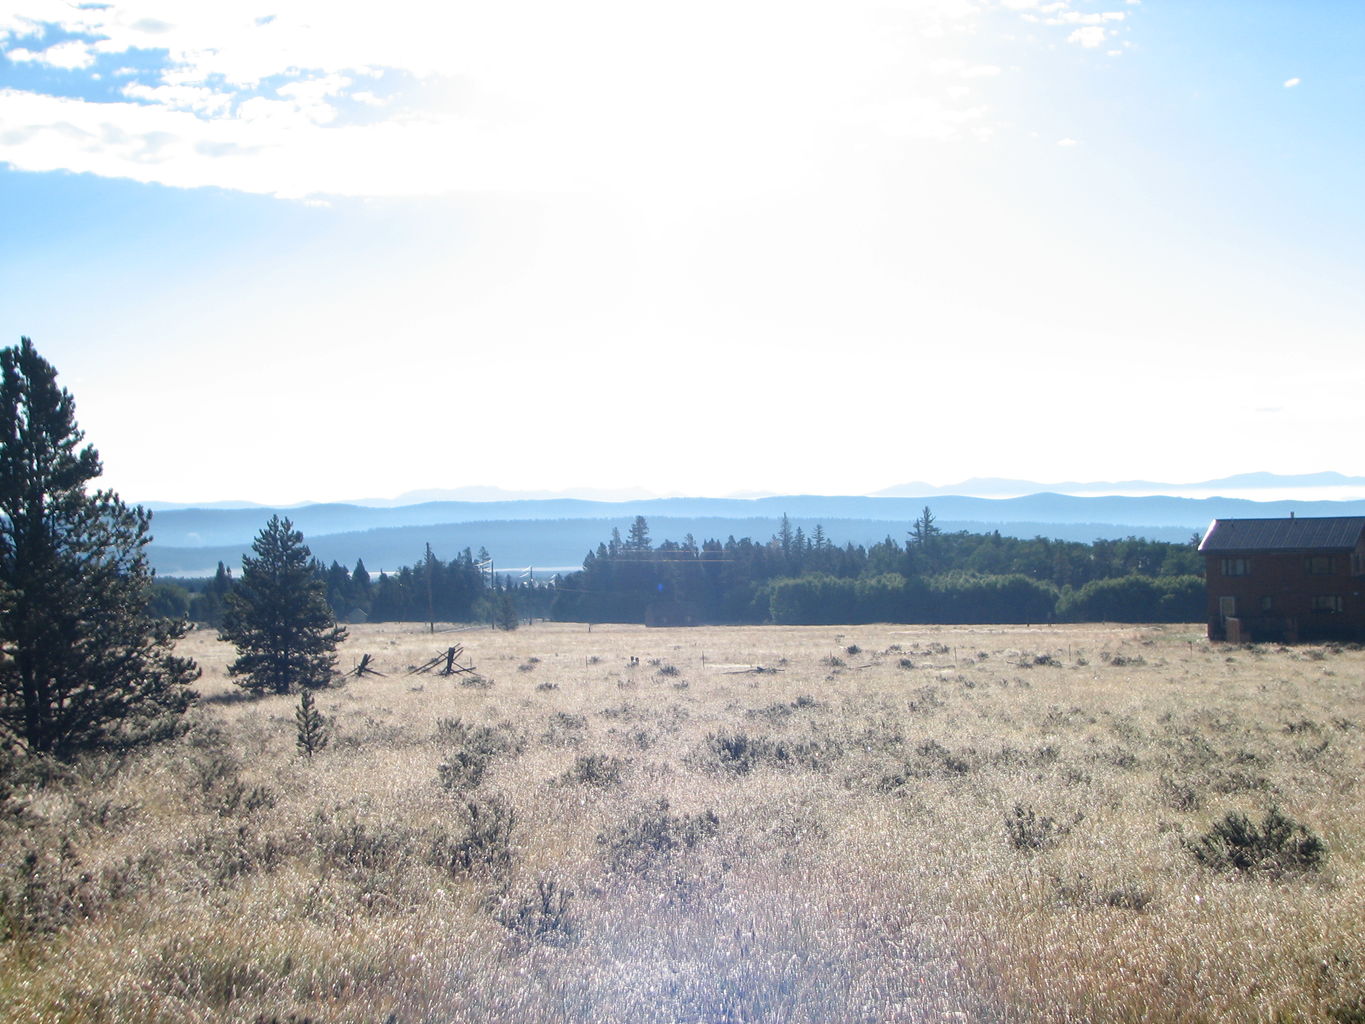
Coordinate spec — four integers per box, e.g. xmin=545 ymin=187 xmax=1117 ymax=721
xmin=873 ymin=471 xmax=1365 ymax=498
xmin=143 ymin=485 xmax=665 ymax=511
xmin=143 ymin=480 xmax=1365 ymax=577
xmin=143 ymin=472 xmax=1365 ymax=513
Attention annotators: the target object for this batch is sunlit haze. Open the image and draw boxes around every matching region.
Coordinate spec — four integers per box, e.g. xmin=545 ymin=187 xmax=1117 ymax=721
xmin=3 ymin=1 xmax=1362 ymax=504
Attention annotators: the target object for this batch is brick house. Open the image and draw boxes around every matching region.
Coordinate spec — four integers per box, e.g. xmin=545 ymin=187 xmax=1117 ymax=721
xmin=1198 ymin=516 xmax=1365 ymax=642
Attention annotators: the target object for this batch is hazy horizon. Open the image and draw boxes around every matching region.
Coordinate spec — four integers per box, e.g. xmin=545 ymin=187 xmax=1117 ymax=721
xmin=135 ymin=471 xmax=1365 ymax=510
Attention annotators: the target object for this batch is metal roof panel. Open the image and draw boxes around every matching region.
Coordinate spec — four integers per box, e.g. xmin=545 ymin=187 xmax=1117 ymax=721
xmin=1198 ymin=517 xmax=1365 ymax=553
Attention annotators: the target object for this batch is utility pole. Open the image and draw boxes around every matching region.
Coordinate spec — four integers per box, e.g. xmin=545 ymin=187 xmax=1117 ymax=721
xmin=425 ymin=542 xmax=435 ymax=634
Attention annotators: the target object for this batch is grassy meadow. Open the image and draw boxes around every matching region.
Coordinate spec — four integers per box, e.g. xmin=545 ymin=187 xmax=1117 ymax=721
xmin=2 ymin=621 xmax=1362 ymax=1023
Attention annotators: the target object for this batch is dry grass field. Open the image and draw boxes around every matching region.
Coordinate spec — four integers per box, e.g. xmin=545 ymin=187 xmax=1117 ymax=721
xmin=2 ymin=621 xmax=1362 ymax=1023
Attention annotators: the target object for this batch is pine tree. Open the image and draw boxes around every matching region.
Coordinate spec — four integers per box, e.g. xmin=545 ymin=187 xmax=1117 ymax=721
xmin=910 ymin=506 xmax=940 ymax=548
xmin=495 ymin=591 xmax=519 ymax=631
xmin=909 ymin=506 xmax=943 ymax=574
xmin=0 ymin=338 xmax=199 ymax=755
xmin=219 ymin=516 xmax=347 ymax=695
xmin=626 ymin=515 xmax=651 ymax=552
xmin=294 ymin=689 xmax=329 ymax=758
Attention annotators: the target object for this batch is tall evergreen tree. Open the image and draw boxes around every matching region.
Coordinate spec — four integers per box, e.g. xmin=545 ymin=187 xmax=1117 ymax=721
xmin=910 ymin=506 xmax=940 ymax=548
xmin=324 ymin=560 xmax=351 ymax=618
xmin=0 ymin=338 xmax=199 ymax=754
xmin=495 ymin=591 xmax=519 ymax=631
xmin=626 ymin=515 xmax=651 ymax=551
xmin=219 ymin=516 xmax=347 ymax=695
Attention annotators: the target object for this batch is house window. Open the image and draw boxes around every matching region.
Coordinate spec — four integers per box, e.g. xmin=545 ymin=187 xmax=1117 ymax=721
xmin=1221 ymin=558 xmax=1251 ymax=577
xmin=1311 ymin=595 xmax=1344 ymax=614
xmin=1353 ymin=552 xmax=1365 ymax=575
xmin=1260 ymin=596 xmax=1273 ymax=612
xmin=1305 ymin=555 xmax=1334 ymax=575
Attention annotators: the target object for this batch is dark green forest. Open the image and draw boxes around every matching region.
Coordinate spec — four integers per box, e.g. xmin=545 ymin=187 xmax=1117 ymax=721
xmin=158 ymin=509 xmax=1207 ymax=628
xmin=152 ymin=510 xmax=1206 ymax=630
xmin=158 ymin=545 xmax=554 ymax=629
xmin=548 ymin=511 xmax=1204 ymax=625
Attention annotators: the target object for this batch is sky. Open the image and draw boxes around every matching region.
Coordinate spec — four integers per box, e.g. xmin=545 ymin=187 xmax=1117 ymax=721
xmin=2 ymin=1 xmax=1363 ymax=505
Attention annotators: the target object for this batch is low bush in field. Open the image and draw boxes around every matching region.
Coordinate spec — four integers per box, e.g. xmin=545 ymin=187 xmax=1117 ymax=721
xmin=494 ymin=877 xmax=576 ymax=947
xmin=432 ymin=797 xmax=518 ymax=879
xmin=702 ymin=730 xmax=842 ymax=774
xmin=1186 ymin=807 xmax=1327 ymax=876
xmin=878 ymin=739 xmax=973 ymax=791
xmin=599 ymin=799 xmax=719 ymax=873
xmin=436 ymin=717 xmax=525 ymax=791
xmin=1005 ymin=803 xmax=1082 ymax=852
xmin=558 ymin=753 xmax=627 ymax=787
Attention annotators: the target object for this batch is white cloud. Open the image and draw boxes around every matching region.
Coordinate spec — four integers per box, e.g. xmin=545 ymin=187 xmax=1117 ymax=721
xmin=0 ymin=87 xmax=531 ymax=197
xmin=0 ymin=1 xmax=1017 ymax=201
xmin=1003 ymin=3 xmax=1131 ymax=50
xmin=1051 ymin=11 xmax=1125 ymax=26
xmin=1284 ymin=77 xmax=1301 ymax=88
xmin=122 ymin=82 xmax=233 ymax=117
xmin=1057 ymin=137 xmax=1079 ymax=146
xmin=7 ymin=39 xmax=97 ymax=68
xmin=1068 ymin=26 xmax=1109 ymax=48
xmin=0 ymin=0 xmax=1136 ymax=201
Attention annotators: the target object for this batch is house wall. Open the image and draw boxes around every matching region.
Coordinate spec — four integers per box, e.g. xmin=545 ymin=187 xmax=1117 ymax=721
xmin=1204 ymin=547 xmax=1365 ymax=641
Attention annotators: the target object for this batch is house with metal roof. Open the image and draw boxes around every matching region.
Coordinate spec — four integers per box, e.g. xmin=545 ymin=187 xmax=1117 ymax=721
xmin=1198 ymin=515 xmax=1365 ymax=641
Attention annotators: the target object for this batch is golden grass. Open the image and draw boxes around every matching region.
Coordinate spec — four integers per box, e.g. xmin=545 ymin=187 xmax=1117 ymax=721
xmin=2 ymin=621 xmax=1362 ymax=1023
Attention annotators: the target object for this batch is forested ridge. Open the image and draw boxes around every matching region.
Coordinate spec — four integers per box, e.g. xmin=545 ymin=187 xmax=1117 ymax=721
xmin=549 ymin=511 xmax=1204 ymax=625
xmin=159 ymin=510 xmax=1204 ymax=627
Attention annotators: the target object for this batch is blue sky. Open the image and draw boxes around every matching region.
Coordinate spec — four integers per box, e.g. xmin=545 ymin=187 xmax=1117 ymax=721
xmin=3 ymin=1 xmax=1363 ymax=504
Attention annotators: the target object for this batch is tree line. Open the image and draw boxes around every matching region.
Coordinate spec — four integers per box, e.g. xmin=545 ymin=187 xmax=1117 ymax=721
xmin=549 ymin=512 xmax=1205 ymax=625
xmin=160 ymin=545 xmax=555 ymax=628
xmin=157 ymin=509 xmax=1203 ymax=632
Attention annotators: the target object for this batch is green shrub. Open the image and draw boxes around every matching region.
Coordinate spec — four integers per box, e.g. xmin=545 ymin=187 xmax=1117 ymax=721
xmin=1005 ymin=804 xmax=1080 ymax=851
xmin=703 ymin=730 xmax=841 ymax=774
xmin=1187 ymin=807 xmax=1327 ymax=876
xmin=495 ymin=877 xmax=575 ymax=946
xmin=558 ymin=753 xmax=627 ymax=787
xmin=879 ymin=739 xmax=972 ymax=792
xmin=432 ymin=797 xmax=517 ymax=878
xmin=1057 ymin=574 xmax=1203 ymax=623
xmin=599 ymin=799 xmax=719 ymax=873
xmin=0 ymin=841 xmax=162 ymax=939
xmin=436 ymin=718 xmax=524 ymax=791
xmin=311 ymin=810 xmax=416 ymax=876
